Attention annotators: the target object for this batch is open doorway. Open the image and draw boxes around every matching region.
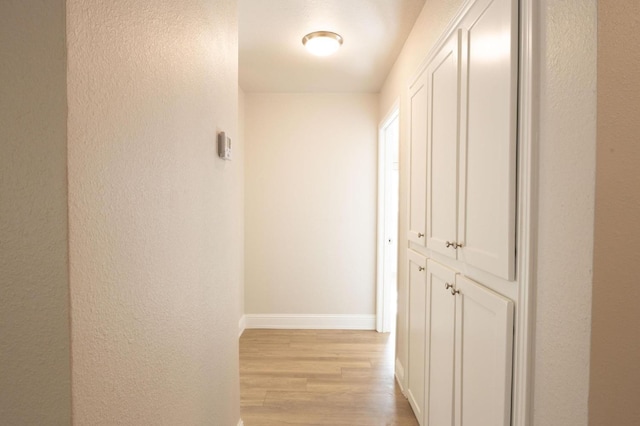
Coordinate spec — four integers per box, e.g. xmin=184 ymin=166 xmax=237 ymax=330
xmin=377 ymin=106 xmax=400 ymax=334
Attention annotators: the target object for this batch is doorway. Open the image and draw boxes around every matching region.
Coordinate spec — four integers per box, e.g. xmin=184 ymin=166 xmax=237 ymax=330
xmin=377 ymin=106 xmax=400 ymax=334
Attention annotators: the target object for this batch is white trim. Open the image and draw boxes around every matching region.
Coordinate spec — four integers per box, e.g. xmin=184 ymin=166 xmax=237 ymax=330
xmin=395 ymin=358 xmax=406 ymax=395
xmin=512 ymin=0 xmax=537 ymax=425
xmin=377 ymin=101 xmax=400 ymax=333
xmin=238 ymin=315 xmax=246 ymax=337
xmin=237 ymin=420 xmax=244 ymax=426
xmin=244 ymin=314 xmax=376 ymax=330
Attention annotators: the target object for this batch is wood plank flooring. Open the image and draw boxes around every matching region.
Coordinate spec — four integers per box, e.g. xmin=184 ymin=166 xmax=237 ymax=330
xmin=239 ymin=329 xmax=419 ymax=426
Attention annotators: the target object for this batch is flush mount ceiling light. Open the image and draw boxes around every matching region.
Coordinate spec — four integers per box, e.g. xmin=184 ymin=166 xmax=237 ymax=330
xmin=302 ymin=31 xmax=343 ymax=57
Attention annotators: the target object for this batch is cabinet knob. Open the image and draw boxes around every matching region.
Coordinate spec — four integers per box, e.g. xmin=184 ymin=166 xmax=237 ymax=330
xmin=451 ymin=288 xmax=460 ymax=296
xmin=445 ymin=283 xmax=453 ymax=290
xmin=445 ymin=241 xmax=454 ymax=248
xmin=454 ymin=242 xmax=463 ymax=249
xmin=418 ymin=233 xmax=424 ymax=238
xmin=418 ymin=266 xmax=425 ymax=272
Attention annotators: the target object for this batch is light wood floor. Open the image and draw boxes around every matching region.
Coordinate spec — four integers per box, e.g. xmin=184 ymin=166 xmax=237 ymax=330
xmin=239 ymin=329 xmax=419 ymax=426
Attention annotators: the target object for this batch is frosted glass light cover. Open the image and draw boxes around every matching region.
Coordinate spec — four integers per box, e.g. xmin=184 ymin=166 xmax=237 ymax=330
xmin=302 ymin=31 xmax=343 ymax=56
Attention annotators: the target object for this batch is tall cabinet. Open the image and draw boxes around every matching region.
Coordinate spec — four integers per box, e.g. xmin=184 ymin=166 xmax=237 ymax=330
xmin=404 ymin=0 xmax=518 ymax=424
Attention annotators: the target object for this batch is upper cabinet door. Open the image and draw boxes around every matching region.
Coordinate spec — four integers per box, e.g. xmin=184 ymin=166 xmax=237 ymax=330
xmin=408 ymin=73 xmax=428 ymax=246
xmin=457 ymin=0 xmax=518 ymax=280
xmin=426 ymin=31 xmax=461 ymax=259
xmin=454 ymin=274 xmax=514 ymax=426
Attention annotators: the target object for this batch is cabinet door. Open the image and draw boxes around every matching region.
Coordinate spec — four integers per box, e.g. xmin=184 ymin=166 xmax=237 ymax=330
xmin=457 ymin=0 xmax=518 ymax=280
xmin=426 ymin=31 xmax=461 ymax=259
xmin=408 ymin=73 xmax=428 ymax=246
xmin=406 ymin=250 xmax=427 ymax=423
xmin=425 ymin=260 xmax=457 ymax=426
xmin=454 ymin=274 xmax=514 ymax=426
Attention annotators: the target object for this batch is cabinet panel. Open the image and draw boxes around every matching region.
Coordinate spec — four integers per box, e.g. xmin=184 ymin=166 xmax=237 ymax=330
xmin=406 ymin=250 xmax=427 ymax=422
xmin=425 ymin=260 xmax=457 ymax=426
xmin=458 ymin=0 xmax=518 ymax=280
xmin=408 ymin=75 xmax=428 ymax=246
xmin=454 ymin=274 xmax=514 ymax=426
xmin=426 ymin=32 xmax=461 ymax=259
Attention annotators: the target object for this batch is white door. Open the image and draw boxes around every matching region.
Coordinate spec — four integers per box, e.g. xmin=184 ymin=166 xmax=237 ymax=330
xmin=454 ymin=274 xmax=514 ymax=426
xmin=378 ymin=110 xmax=400 ymax=333
xmin=426 ymin=31 xmax=461 ymax=259
xmin=406 ymin=250 xmax=427 ymax=423
xmin=457 ymin=0 xmax=518 ymax=280
xmin=425 ymin=260 xmax=457 ymax=426
xmin=408 ymin=73 xmax=428 ymax=246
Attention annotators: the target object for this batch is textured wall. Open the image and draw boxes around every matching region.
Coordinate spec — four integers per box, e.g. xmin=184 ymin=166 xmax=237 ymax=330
xmin=378 ymin=0 xmax=463 ymax=388
xmin=67 ymin=0 xmax=242 ymax=424
xmin=244 ymin=93 xmax=378 ymax=316
xmin=589 ymin=1 xmax=640 ymax=425
xmin=0 ymin=1 xmax=71 ymax=424
xmin=238 ymin=85 xmax=246 ymax=331
xmin=534 ymin=1 xmax=597 ymax=425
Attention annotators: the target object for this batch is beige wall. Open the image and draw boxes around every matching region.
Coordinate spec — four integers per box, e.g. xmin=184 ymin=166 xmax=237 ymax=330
xmin=239 ymin=86 xmax=246 ymax=329
xmin=66 ymin=0 xmax=242 ymax=424
xmin=378 ymin=0 xmax=464 ymax=387
xmin=589 ymin=2 xmax=640 ymax=425
xmin=0 ymin=1 xmax=71 ymax=424
xmin=534 ymin=1 xmax=597 ymax=424
xmin=244 ymin=93 xmax=378 ymax=316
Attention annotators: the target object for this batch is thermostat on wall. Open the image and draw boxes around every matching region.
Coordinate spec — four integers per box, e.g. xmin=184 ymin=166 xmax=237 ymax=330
xmin=217 ymin=131 xmax=232 ymax=160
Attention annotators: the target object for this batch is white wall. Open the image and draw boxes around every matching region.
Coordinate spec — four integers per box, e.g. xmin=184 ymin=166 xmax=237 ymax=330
xmin=67 ymin=0 xmax=243 ymax=424
xmin=0 ymin=1 xmax=70 ymax=424
xmin=244 ymin=93 xmax=378 ymax=319
xmin=534 ymin=1 xmax=597 ymax=424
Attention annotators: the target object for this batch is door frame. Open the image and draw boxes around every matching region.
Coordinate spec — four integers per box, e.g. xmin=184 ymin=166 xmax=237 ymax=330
xmin=376 ymin=102 xmax=400 ymax=333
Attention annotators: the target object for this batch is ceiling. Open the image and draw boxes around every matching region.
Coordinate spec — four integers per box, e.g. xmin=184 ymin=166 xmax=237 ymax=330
xmin=239 ymin=0 xmax=427 ymax=93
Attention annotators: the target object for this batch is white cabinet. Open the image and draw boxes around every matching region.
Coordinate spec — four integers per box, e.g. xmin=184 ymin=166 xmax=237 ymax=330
xmin=425 ymin=31 xmax=461 ymax=258
xmin=454 ymin=274 xmax=514 ymax=426
xmin=423 ymin=260 xmax=514 ymax=426
xmin=404 ymin=0 xmax=519 ymax=424
xmin=417 ymin=0 xmax=517 ymax=280
xmin=408 ymin=72 xmax=428 ymax=247
xmin=457 ymin=0 xmax=518 ymax=281
xmin=406 ymin=250 xmax=428 ymax=422
xmin=424 ymin=261 xmax=456 ymax=426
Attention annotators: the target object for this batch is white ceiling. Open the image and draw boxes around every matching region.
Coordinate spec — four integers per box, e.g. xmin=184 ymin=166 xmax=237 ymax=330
xmin=239 ymin=0 xmax=426 ymax=93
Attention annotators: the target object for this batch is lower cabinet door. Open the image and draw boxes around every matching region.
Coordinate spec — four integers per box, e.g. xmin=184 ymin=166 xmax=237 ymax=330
xmin=454 ymin=275 xmax=514 ymax=426
xmin=406 ymin=250 xmax=428 ymax=423
xmin=425 ymin=260 xmax=457 ymax=426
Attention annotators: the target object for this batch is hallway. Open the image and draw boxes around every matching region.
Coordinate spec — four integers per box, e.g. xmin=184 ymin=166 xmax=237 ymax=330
xmin=240 ymin=329 xmax=418 ymax=425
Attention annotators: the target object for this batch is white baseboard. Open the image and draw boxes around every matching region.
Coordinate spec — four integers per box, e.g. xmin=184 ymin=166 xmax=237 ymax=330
xmin=237 ymin=419 xmax=244 ymax=426
xmin=395 ymin=358 xmax=406 ymax=394
xmin=244 ymin=314 xmax=376 ymax=330
xmin=238 ymin=315 xmax=246 ymax=337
